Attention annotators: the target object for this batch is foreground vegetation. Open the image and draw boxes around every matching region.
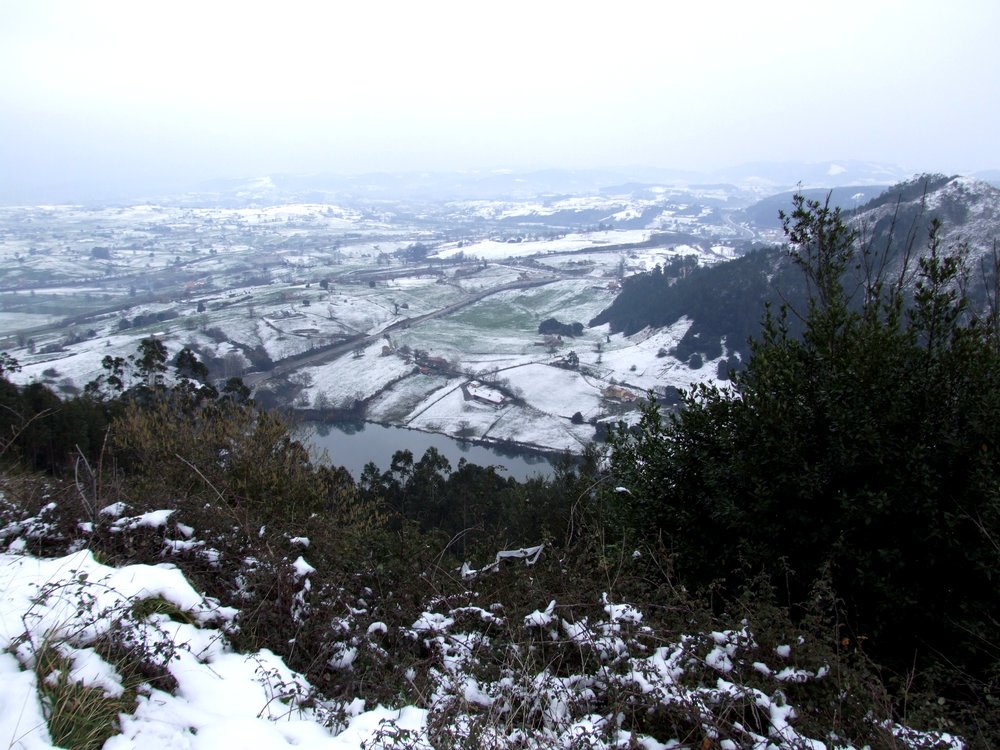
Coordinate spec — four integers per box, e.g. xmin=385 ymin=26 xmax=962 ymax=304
xmin=0 ymin=195 xmax=997 ymax=747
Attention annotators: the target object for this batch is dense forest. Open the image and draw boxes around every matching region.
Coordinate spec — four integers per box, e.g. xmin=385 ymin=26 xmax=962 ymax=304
xmin=588 ymin=248 xmax=804 ymax=362
xmin=1 ymin=194 xmax=998 ymax=747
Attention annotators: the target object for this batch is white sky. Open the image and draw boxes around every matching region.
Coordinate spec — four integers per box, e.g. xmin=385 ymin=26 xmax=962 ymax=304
xmin=1 ymin=0 xmax=998 ymax=197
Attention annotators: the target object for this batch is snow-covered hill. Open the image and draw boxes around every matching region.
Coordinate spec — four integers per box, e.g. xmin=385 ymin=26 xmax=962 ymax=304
xmin=855 ymin=174 xmax=1000 ymax=258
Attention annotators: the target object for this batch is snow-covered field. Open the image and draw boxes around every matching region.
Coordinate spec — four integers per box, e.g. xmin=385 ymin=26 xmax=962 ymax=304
xmin=8 ymin=280 xmax=726 ymax=455
xmin=433 ymin=230 xmax=652 ymax=261
xmin=1 ymin=200 xmax=745 ymax=454
xmin=301 ymin=341 xmax=416 ymax=408
xmin=289 ymin=276 xmax=726 ymax=453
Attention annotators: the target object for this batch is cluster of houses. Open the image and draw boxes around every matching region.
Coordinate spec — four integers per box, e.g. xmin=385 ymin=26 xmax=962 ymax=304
xmin=379 ymin=340 xmax=452 ymax=375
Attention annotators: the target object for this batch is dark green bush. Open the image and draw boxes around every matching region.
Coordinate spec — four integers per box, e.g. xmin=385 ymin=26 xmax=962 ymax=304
xmin=607 ymin=196 xmax=1000 ymax=732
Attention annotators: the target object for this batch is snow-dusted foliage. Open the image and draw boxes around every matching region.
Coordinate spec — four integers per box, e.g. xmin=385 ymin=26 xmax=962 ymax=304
xmin=0 ymin=504 xmax=966 ymax=749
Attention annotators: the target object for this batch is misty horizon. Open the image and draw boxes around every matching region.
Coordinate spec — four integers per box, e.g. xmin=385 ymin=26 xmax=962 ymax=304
xmin=2 ymin=1 xmax=998 ymax=203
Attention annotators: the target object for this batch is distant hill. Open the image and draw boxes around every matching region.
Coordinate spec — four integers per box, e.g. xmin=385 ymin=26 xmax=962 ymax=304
xmin=710 ymin=159 xmax=911 ymax=189
xmin=173 ymin=161 xmax=915 ymax=206
xmin=590 ymin=175 xmax=1000 ymax=361
xmin=738 ymin=185 xmax=890 ymax=229
xmin=4 ymin=159 xmax=977 ymax=206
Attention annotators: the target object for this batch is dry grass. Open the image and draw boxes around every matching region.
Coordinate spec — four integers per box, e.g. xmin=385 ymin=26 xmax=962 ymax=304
xmin=33 ymin=644 xmax=137 ymax=750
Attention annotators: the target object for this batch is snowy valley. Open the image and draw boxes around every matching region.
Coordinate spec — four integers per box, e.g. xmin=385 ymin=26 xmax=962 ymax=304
xmin=0 ymin=177 xmax=763 ymax=466
xmin=2 ymin=171 xmax=999 ymax=749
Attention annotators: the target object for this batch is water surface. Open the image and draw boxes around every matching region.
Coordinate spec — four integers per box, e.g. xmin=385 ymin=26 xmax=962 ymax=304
xmin=303 ymin=420 xmax=558 ymax=481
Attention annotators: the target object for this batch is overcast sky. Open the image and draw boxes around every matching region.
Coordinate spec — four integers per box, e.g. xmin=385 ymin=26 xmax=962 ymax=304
xmin=1 ymin=0 xmax=998 ymax=197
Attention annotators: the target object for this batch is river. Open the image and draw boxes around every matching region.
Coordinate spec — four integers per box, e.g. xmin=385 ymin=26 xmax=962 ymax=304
xmin=302 ymin=421 xmax=559 ymax=481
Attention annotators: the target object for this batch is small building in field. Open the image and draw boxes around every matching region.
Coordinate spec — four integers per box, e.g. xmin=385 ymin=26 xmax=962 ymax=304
xmin=603 ymin=385 xmax=637 ymax=402
xmin=466 ymin=380 xmax=505 ymax=406
xmin=425 ymin=356 xmax=450 ymax=371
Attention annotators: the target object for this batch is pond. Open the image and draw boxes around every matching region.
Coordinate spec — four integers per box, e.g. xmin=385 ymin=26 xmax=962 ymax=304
xmin=301 ymin=420 xmax=560 ymax=482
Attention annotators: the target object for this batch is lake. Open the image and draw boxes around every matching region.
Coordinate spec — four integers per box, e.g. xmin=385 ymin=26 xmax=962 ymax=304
xmin=302 ymin=420 xmax=559 ymax=481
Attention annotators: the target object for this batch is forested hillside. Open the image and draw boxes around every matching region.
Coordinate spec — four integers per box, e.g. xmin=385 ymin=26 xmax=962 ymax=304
xmin=590 ymin=175 xmax=1000 ymax=362
xmin=588 ymin=247 xmax=803 ymax=362
xmin=738 ymin=184 xmax=889 ymax=229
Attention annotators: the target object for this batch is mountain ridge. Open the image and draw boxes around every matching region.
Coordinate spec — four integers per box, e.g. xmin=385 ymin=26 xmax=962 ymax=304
xmin=589 ymin=175 xmax=1000 ymax=362
xmin=3 ymin=161 xmax=935 ymax=206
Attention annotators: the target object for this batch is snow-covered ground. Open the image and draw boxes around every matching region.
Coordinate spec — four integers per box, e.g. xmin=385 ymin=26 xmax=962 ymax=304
xmin=8 ymin=284 xmax=725 ymax=455
xmin=0 ymin=516 xmax=966 ymax=750
xmin=301 ymin=341 xmax=416 ymax=408
xmin=0 ymin=547 xmax=426 ymax=750
xmin=291 ymin=282 xmax=725 ymax=453
xmin=433 ymin=230 xmax=652 ymax=260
